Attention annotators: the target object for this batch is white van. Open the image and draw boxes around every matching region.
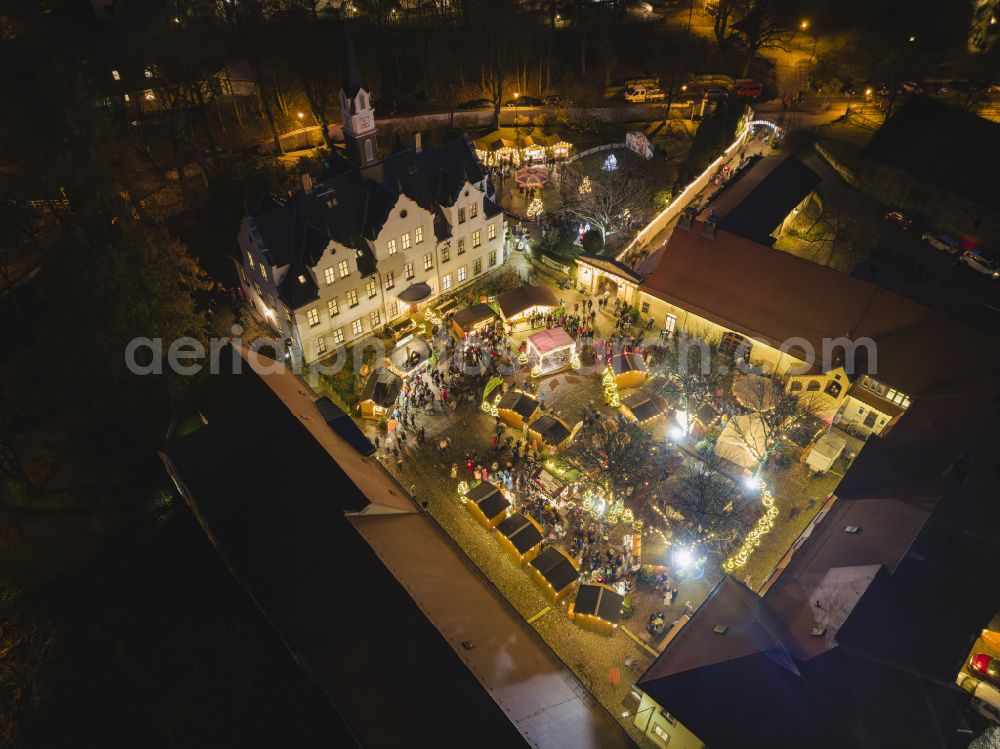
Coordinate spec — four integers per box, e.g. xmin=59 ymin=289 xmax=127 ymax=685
xmin=624 ymin=86 xmax=666 ymax=103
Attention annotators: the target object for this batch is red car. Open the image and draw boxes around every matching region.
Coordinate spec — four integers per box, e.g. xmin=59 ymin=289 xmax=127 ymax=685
xmin=884 ymin=211 xmax=913 ymax=230
xmin=970 ymin=653 xmax=1000 ymax=686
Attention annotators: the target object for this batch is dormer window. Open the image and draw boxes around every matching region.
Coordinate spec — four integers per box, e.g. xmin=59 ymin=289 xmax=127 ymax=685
xmin=298 ymin=274 xmax=306 ymax=284
xmin=111 ymin=69 xmax=121 ymax=81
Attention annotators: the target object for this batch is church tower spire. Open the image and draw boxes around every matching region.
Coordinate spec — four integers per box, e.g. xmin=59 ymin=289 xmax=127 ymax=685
xmin=339 ymin=27 xmax=379 ymax=167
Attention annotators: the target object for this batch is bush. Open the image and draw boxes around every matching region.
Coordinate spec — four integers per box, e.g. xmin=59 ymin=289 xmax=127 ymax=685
xmin=694 ymin=436 xmax=716 ymax=456
xmin=621 ymin=596 xmax=636 ymax=620
xmin=581 ymin=229 xmax=604 ymax=254
xmin=637 ymin=565 xmax=656 ymax=586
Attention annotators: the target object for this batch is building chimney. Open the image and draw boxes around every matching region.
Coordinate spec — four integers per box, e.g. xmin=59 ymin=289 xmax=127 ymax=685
xmin=701 ymin=219 xmax=718 ymax=240
xmin=414 ymin=132 xmax=422 ymax=153
xmin=301 ymin=172 xmax=313 ymax=194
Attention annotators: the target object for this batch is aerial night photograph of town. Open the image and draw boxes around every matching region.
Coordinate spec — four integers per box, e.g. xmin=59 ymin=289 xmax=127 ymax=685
xmin=3 ymin=0 xmax=1000 ymax=747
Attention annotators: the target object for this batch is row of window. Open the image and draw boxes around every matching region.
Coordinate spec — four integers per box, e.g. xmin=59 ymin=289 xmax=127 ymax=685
xmin=387 ymin=226 xmax=424 ymax=256
xmin=860 ymin=376 xmax=911 ymax=409
xmin=457 ymin=201 xmax=478 ymax=224
xmin=311 ymin=304 xmax=399 ymax=357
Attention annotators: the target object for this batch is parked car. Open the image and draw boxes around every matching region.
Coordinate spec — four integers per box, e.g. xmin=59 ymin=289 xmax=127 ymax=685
xmin=503 ymin=95 xmax=542 ymax=107
xmin=921 ymin=231 xmax=961 ymax=254
xmin=702 ymin=86 xmax=728 ymax=99
xmin=970 ymin=653 xmax=1000 ymax=686
xmin=735 ymin=81 xmax=764 ymax=97
xmin=900 ymin=80 xmax=924 ymax=94
xmin=457 ymin=98 xmax=492 ymax=109
xmin=883 ymin=211 xmax=913 ymax=230
xmin=623 ymin=86 xmax=666 ymax=103
xmin=543 ymin=94 xmax=574 ymax=107
xmin=960 ymin=249 xmax=1000 ymax=278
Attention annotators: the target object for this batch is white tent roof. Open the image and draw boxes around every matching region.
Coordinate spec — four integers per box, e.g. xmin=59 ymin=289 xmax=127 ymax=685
xmin=715 ymin=414 xmax=767 ymax=470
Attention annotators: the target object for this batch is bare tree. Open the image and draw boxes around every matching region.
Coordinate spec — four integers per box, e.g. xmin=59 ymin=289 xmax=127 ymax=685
xmin=552 ymin=159 xmax=650 ymax=244
xmin=671 ymin=458 xmax=744 ymax=548
xmin=731 ymin=0 xmax=791 ymax=76
xmin=652 ymin=332 xmax=728 ymax=434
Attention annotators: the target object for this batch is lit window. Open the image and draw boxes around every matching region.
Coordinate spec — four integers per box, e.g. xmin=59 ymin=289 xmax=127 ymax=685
xmin=442 ymin=273 xmax=452 ymax=291
xmin=457 ymin=238 xmax=465 ymax=255
xmin=458 ymin=266 xmax=466 ymax=282
xmin=284 ymin=307 xmax=292 ymax=322
xmin=338 ymin=259 xmax=350 ymax=278
xmin=267 ymin=292 xmax=275 ymax=307
xmin=488 ymin=249 xmax=496 ymax=267
xmin=260 ymin=265 xmax=268 ymax=281
xmin=458 ymin=207 xmax=466 ymax=224
xmin=641 ymin=302 xmax=650 ymax=313
xmin=474 ymin=258 xmax=482 ymax=275
xmin=385 ymin=271 xmax=394 ymax=290
xmin=423 ymin=253 xmax=433 ymax=270
xmin=415 ymin=226 xmax=423 ymax=244
xmin=246 ymin=251 xmax=255 ymax=270
xmin=297 ymin=274 xmax=305 ymax=284
xmin=389 ymin=300 xmax=399 ymax=318
xmin=441 ymin=245 xmax=450 ymax=262
xmin=112 ymin=70 xmax=121 ymax=81
xmin=253 ymin=281 xmax=263 ymax=297
xmin=328 ymin=298 xmax=339 ymax=317
xmin=306 ymin=308 xmax=320 ymax=327
xmin=351 ymin=318 xmax=363 ymax=337
xmin=366 ymin=279 xmax=377 ymax=298
xmin=665 ymin=313 xmax=677 ymax=332
xmin=144 ymin=68 xmax=153 ymax=79
xmin=370 ymin=309 xmax=381 ymax=327
xmin=404 ymin=262 xmax=414 ymax=280
xmin=472 ymin=230 xmax=481 ymax=248
xmin=324 ymin=267 xmax=335 ymax=285
xmin=315 ymin=337 xmax=327 ymax=355
xmin=469 ymin=202 xmax=478 ymax=218
xmin=488 ymin=222 xmax=497 ymax=240
xmin=332 ymin=328 xmax=345 ymax=345
xmin=347 ymin=289 xmax=359 ymax=307
xmin=401 ymin=232 xmax=411 ymax=250
xmin=387 ymin=239 xmax=397 ymax=255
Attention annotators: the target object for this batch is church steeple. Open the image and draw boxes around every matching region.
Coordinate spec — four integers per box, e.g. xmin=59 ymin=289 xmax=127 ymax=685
xmin=339 ymin=27 xmax=379 ymax=167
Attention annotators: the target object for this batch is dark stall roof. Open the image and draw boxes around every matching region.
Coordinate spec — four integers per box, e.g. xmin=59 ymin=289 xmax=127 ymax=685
xmin=498 ymin=390 xmax=540 ymax=420
xmin=453 ymin=303 xmax=498 ymax=331
xmin=466 ymin=481 xmax=510 ymax=520
xmin=359 ymin=367 xmax=401 ymax=406
xmin=496 ymin=513 xmax=544 ymax=554
xmin=529 ymin=547 xmax=579 ymax=592
xmin=497 ymin=285 xmax=558 ymax=318
xmin=575 ymin=584 xmax=624 ymax=625
xmin=529 ymin=415 xmax=571 ymax=445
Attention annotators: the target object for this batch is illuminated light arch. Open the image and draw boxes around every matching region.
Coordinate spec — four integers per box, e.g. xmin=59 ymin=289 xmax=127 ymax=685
xmin=749 ymin=119 xmax=783 ymax=136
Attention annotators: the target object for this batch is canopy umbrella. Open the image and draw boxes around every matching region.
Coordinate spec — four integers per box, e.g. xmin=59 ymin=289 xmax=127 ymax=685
xmin=514 ymin=166 xmax=549 ymax=188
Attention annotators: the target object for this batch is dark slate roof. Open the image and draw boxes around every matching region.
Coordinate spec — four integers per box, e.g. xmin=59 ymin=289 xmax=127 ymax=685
xmin=576 ymin=254 xmax=643 ymax=284
xmin=497 ymin=285 xmax=558 ymax=319
xmin=702 ymin=154 xmax=820 ymax=246
xmin=467 ymin=481 xmax=510 ymax=521
xmin=453 ymin=303 xmax=498 ymax=332
xmin=865 ymin=95 xmax=1000 ymax=208
xmin=496 ymin=513 xmax=543 ymax=554
xmin=575 ymin=584 xmax=624 ymax=624
xmin=498 ymin=390 xmax=540 ymax=421
xmin=314 ymin=396 xmax=375 ymax=456
xmin=249 ymin=137 xmax=485 ymax=308
xmin=359 ymin=368 xmax=401 ymax=406
xmin=622 ymin=391 xmax=666 ymax=422
xmin=484 ymin=197 xmax=504 ymax=219
xmin=279 ymin=261 xmax=320 ymax=308
xmin=529 ymin=415 xmax=571 ymax=445
xmin=529 ymin=547 xmax=579 ymax=592
xmin=341 ymin=27 xmax=367 ymax=101
xmin=610 ymin=352 xmax=646 ymax=375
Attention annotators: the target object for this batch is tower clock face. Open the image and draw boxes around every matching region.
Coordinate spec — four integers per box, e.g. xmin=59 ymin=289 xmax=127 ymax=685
xmin=360 ymin=115 xmax=370 ymax=129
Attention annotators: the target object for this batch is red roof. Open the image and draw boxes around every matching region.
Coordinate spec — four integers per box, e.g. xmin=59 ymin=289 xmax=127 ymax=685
xmin=527 ymin=328 xmax=575 ymax=355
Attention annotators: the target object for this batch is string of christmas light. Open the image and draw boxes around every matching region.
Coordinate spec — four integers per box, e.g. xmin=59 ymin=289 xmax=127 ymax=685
xmin=602 ymin=365 xmax=621 ymax=408
xmin=723 ymin=482 xmax=779 ymax=572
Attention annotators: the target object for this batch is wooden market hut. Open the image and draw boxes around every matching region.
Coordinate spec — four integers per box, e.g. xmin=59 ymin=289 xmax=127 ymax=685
xmin=497 ymin=285 xmax=558 ymax=326
xmin=570 ymin=584 xmax=625 ymax=636
xmin=527 ymin=547 xmax=579 ymax=603
xmin=525 ymin=328 xmax=576 ymax=375
xmin=527 ymin=414 xmax=574 ymax=451
xmin=357 ymin=367 xmax=401 ymax=420
xmin=610 ymin=352 xmax=648 ymax=389
xmin=497 ymin=390 xmax=540 ymax=430
xmin=451 ymin=303 xmax=498 ymax=337
xmin=464 ymin=480 xmax=511 ymax=529
xmin=494 ymin=512 xmax=544 ymax=565
xmin=621 ymin=390 xmax=669 ymax=424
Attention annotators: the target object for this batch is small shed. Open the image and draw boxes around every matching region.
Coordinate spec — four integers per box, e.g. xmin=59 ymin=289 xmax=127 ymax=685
xmin=527 ymin=547 xmax=579 ymax=603
xmin=611 ymin=352 xmax=648 ymax=389
xmin=494 ymin=512 xmax=544 ymax=565
xmin=571 ymin=584 xmax=625 ymax=635
xmin=621 ymin=390 xmax=668 ymax=424
xmin=426 ymin=296 xmax=459 ymax=324
xmin=526 ymin=328 xmax=576 ymax=375
xmin=452 ymin=303 xmax=498 ymax=337
xmin=357 ymin=367 xmax=401 ymax=420
xmin=497 ymin=390 xmax=540 ymax=430
xmin=497 ymin=285 xmax=558 ymax=324
xmin=527 ymin=415 xmax=574 ymax=451
xmin=464 ymin=481 xmax=511 ymax=529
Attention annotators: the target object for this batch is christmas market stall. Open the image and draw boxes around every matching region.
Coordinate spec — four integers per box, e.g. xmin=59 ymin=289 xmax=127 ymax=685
xmin=357 ymin=366 xmax=401 ymax=420
xmin=494 ymin=511 xmax=544 ymax=565
xmin=451 ymin=303 xmax=498 ymax=338
xmin=570 ymin=584 xmax=625 ymax=636
xmin=610 ymin=352 xmax=648 ymax=390
xmin=527 ymin=546 xmax=580 ymax=603
xmin=525 ymin=328 xmax=579 ymax=376
xmin=497 ymin=285 xmax=558 ymax=328
xmin=497 ymin=390 xmax=540 ymax=430
xmin=620 ymin=390 xmax=668 ymax=424
xmin=463 ymin=480 xmax=511 ymax=530
xmin=425 ymin=296 xmax=459 ymax=325
xmin=527 ymin=414 xmax=575 ymax=452
xmin=473 ymin=130 xmax=519 ymax=167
